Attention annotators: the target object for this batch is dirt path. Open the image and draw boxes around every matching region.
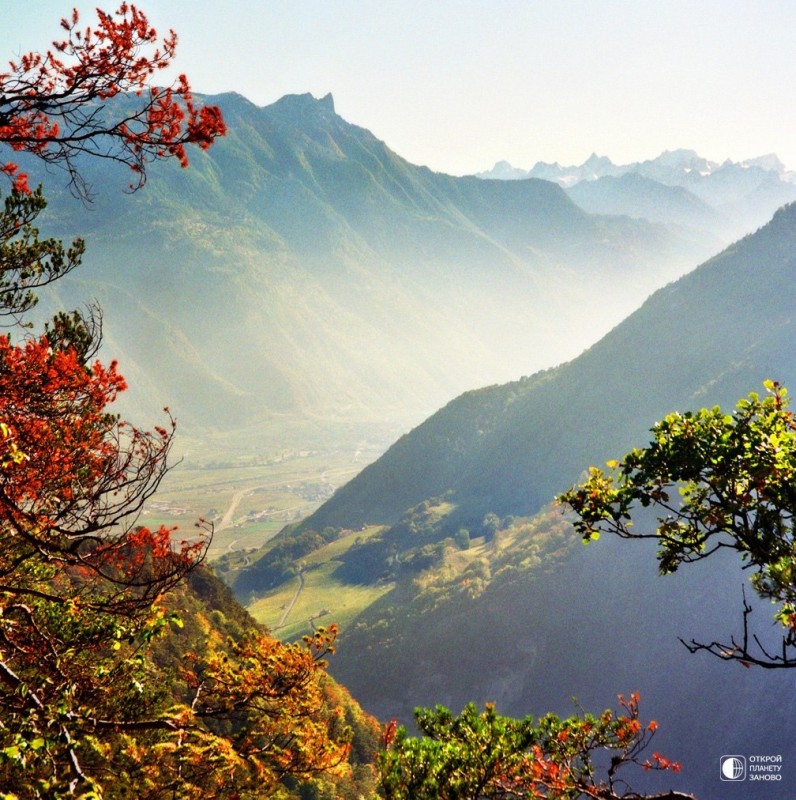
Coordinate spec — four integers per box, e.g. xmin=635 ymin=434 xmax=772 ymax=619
xmin=275 ymin=570 xmax=304 ymax=630
xmin=214 ymin=465 xmax=361 ymax=534
xmin=216 ymin=486 xmax=252 ymax=532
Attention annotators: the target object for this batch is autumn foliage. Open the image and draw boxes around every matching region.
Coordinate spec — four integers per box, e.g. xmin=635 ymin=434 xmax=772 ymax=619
xmin=379 ymin=694 xmax=690 ymax=800
xmin=0 ymin=3 xmax=226 ymax=196
xmin=0 ymin=5 xmax=722 ymax=799
xmin=0 ymin=5 xmax=368 ymax=798
xmin=0 ymin=245 xmax=357 ymax=798
xmin=0 ymin=326 xmax=194 ymax=793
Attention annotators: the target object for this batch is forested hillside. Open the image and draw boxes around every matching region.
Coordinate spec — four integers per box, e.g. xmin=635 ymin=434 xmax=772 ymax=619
xmin=235 ymin=202 xmax=796 ymax=799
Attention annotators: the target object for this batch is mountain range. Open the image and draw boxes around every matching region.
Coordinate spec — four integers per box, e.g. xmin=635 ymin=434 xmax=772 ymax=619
xmin=478 ymin=149 xmax=796 ymax=244
xmin=235 ymin=201 xmax=796 ymax=799
xmin=479 ymin=149 xmax=796 ymax=187
xmin=24 ymin=94 xmax=772 ymax=455
xmin=16 ymin=88 xmax=796 ymax=796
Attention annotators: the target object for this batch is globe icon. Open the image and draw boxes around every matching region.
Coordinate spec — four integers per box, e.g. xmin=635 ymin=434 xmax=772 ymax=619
xmin=721 ymin=756 xmax=745 ymax=780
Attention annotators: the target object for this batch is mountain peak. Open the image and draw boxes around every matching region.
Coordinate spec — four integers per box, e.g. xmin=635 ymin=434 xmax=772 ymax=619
xmin=317 ymin=92 xmax=335 ymax=112
xmin=647 ymin=149 xmax=707 ymax=170
xmin=268 ymin=91 xmax=336 ymax=118
xmin=583 ymin=153 xmax=613 ymax=168
xmin=475 ymin=160 xmax=529 ymax=180
xmin=742 ymin=153 xmax=787 ymax=173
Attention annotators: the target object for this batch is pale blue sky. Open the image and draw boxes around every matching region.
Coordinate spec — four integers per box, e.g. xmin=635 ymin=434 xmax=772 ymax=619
xmin=3 ymin=1 xmax=795 ymax=175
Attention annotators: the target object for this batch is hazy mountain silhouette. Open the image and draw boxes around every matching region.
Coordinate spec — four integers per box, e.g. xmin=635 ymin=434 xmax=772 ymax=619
xmin=297 ymin=202 xmax=796 ymax=532
xmin=28 ymin=92 xmax=715 ymax=444
xmin=478 ymin=149 xmax=796 ymax=243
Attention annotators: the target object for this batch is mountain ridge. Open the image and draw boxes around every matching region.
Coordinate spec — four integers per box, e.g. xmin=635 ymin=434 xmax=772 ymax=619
xmin=243 ymin=200 xmax=796 ymax=800
xmin=476 ymin=148 xmax=796 ymax=186
xmin=477 ymin=149 xmax=796 ymax=240
xmin=289 ymin=200 xmax=796 ymax=539
xmin=24 ymin=91 xmax=720 ymax=449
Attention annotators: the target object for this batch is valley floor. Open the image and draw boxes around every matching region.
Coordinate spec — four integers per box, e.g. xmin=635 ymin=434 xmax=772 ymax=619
xmin=139 ymin=442 xmax=382 ymax=562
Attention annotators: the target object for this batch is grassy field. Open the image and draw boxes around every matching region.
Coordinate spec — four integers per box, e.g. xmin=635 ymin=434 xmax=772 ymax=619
xmin=136 ymin=424 xmax=401 ymax=643
xmin=247 ymin=526 xmax=393 ymax=641
xmin=243 ymin=504 xmax=578 ymax=651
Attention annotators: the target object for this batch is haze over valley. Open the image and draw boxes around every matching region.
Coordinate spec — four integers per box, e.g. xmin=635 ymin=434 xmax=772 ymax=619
xmin=8 ymin=4 xmax=796 ymax=798
xmin=25 ymin=90 xmax=796 ymax=798
xmin=29 ymin=92 xmax=796 ymax=458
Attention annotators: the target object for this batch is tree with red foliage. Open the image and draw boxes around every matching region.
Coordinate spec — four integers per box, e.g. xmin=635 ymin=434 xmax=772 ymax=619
xmin=0 ymin=327 xmax=210 ymax=794
xmin=0 ymin=8 xmax=357 ymax=798
xmin=0 ymin=324 xmax=353 ymax=795
xmin=0 ymin=3 xmax=226 ymax=197
xmin=379 ymin=694 xmax=693 ymax=800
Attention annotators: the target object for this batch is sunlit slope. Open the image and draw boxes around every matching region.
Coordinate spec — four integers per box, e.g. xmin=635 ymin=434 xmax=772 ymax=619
xmin=297 ymin=202 xmax=796 ymax=532
xmin=271 ymin=202 xmax=796 ymax=800
xmin=33 ymin=91 xmax=716 ymax=436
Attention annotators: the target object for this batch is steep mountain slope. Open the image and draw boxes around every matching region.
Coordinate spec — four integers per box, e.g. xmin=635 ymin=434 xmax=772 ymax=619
xmin=296 ymin=202 xmax=796 ymax=534
xmin=156 ymin=566 xmax=381 ymax=799
xmin=265 ymin=202 xmax=796 ymax=799
xmin=29 ymin=92 xmax=714 ymax=443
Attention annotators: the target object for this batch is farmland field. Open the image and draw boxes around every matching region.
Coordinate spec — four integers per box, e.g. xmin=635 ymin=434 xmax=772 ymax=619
xmin=139 ymin=441 xmax=384 ymax=561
